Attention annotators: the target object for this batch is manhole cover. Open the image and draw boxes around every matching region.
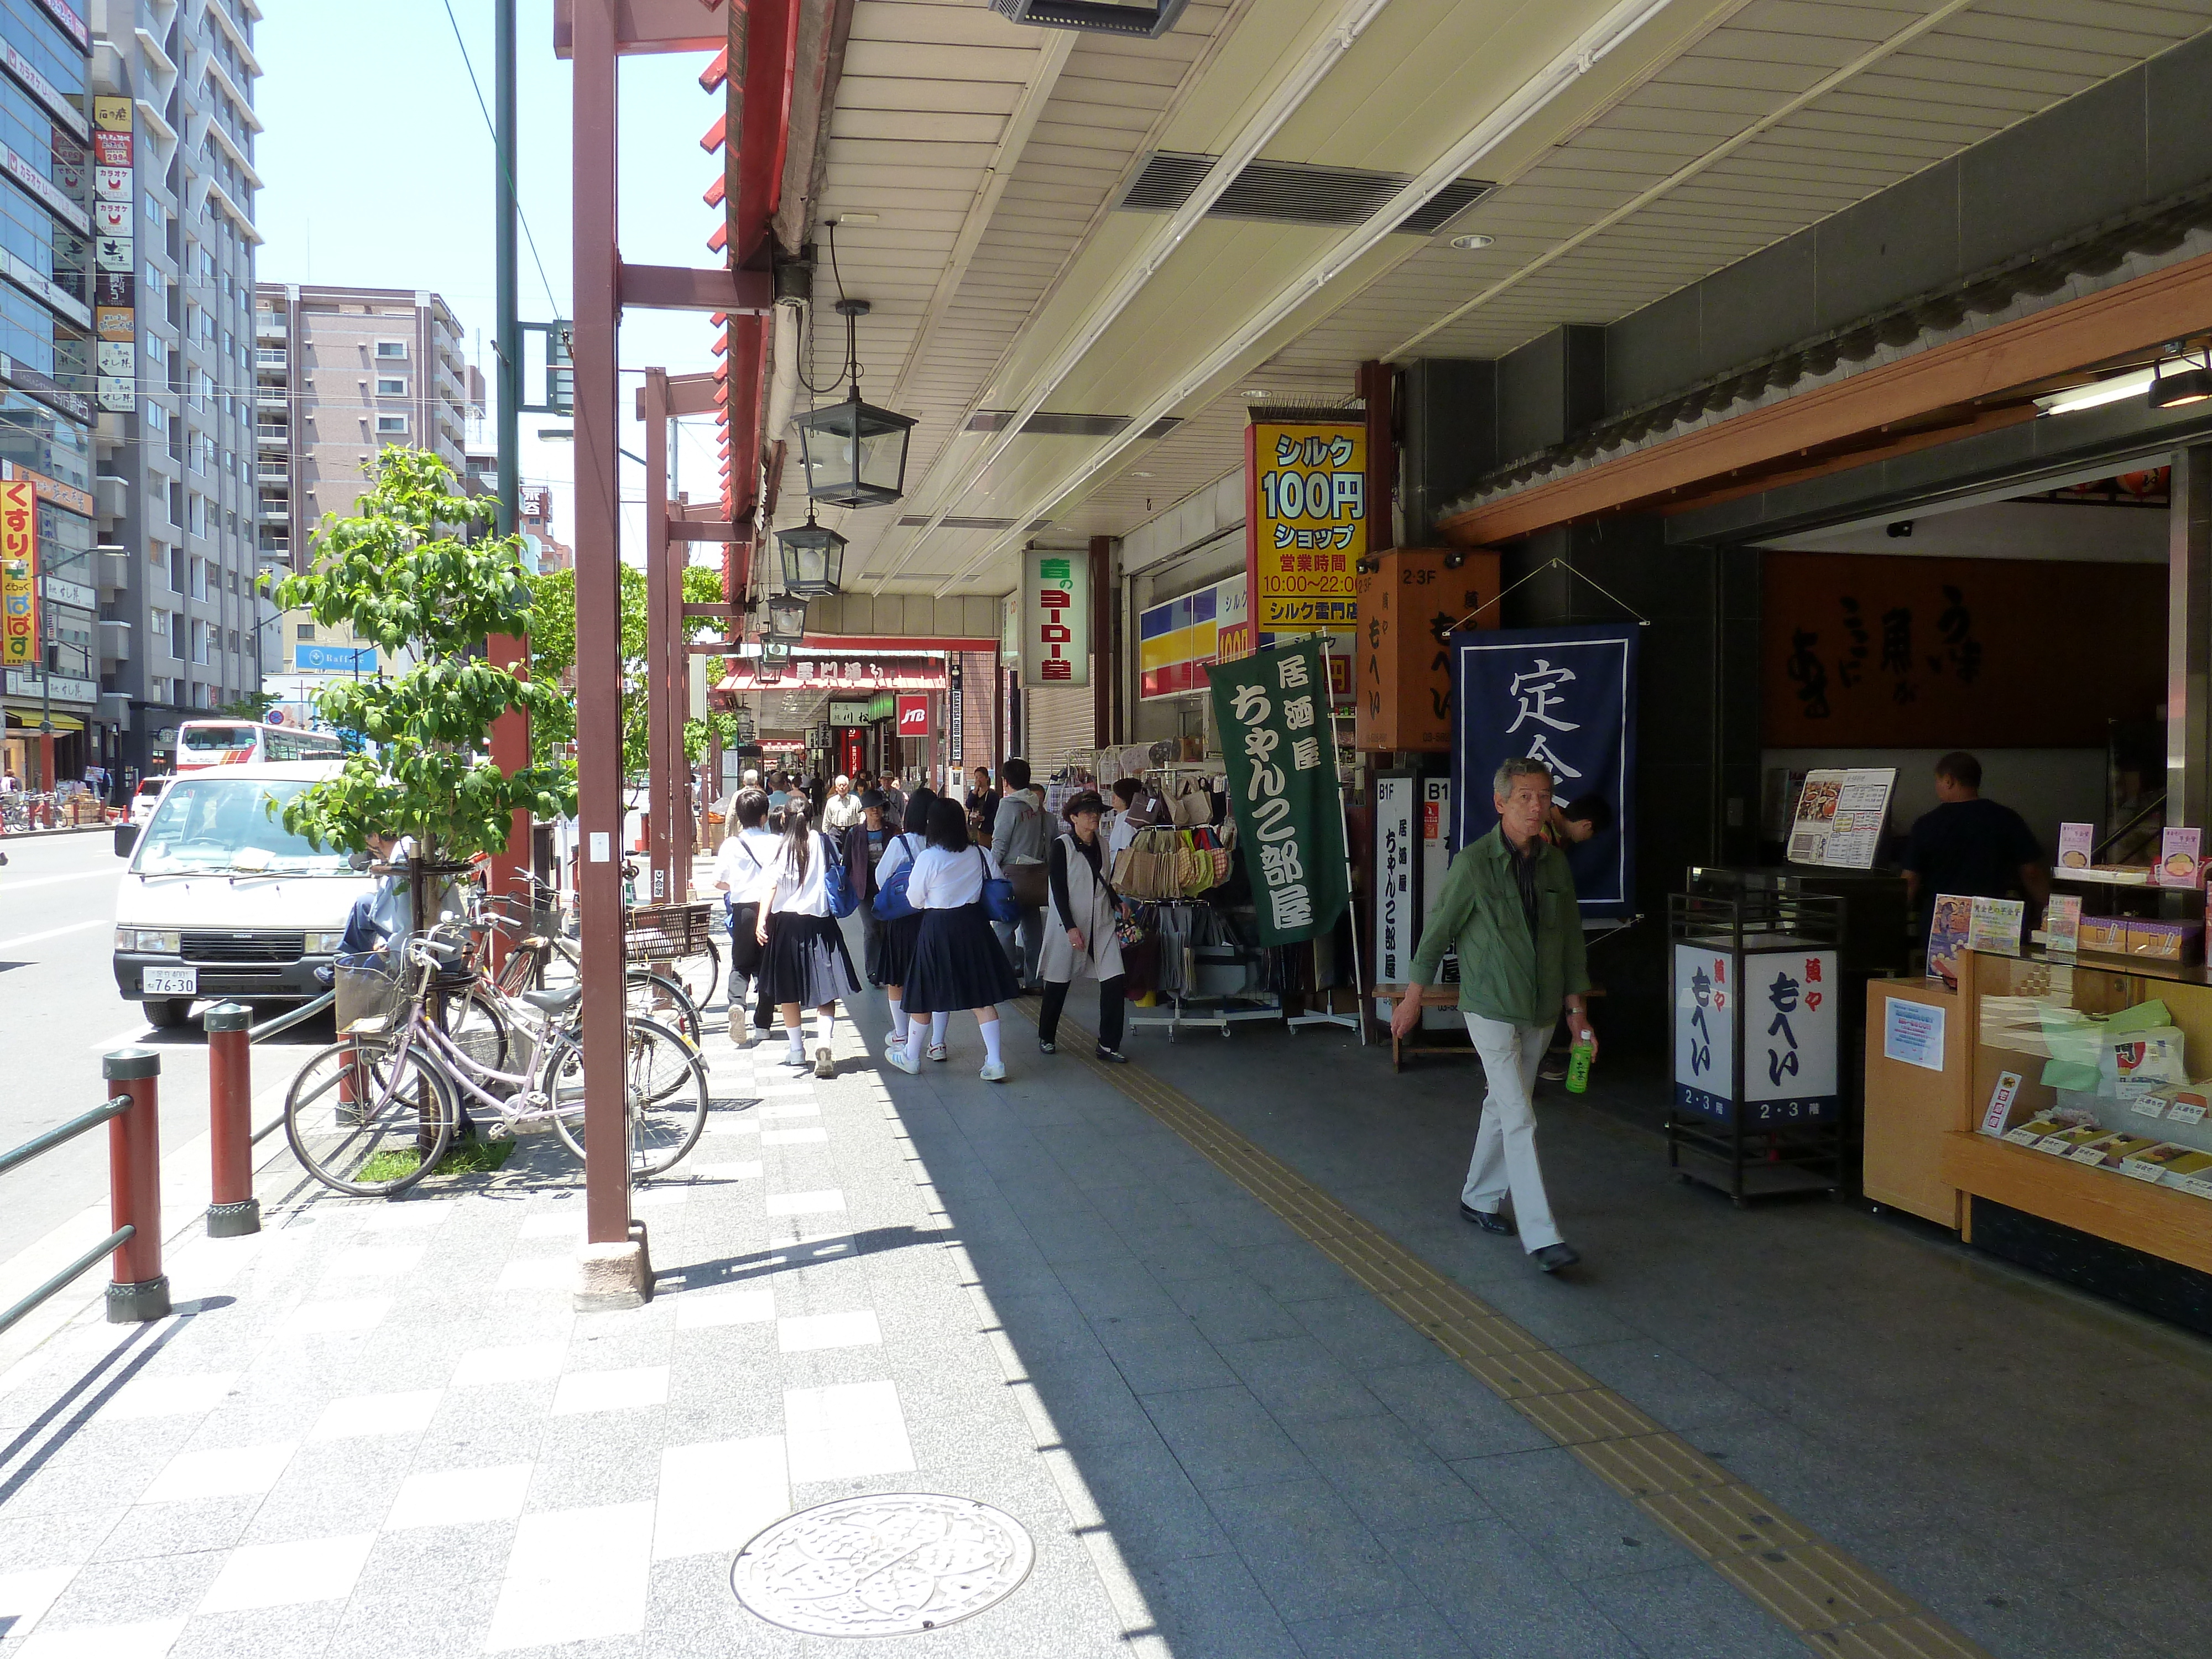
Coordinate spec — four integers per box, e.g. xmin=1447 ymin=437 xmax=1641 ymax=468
xmin=731 ymin=1493 xmax=1035 ymax=1637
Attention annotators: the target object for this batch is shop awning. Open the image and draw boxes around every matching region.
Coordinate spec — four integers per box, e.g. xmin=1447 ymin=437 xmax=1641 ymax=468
xmin=4 ymin=711 xmax=86 ymax=731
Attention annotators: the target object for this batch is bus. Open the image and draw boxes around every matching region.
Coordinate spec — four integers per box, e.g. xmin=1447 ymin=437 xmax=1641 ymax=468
xmin=175 ymin=719 xmax=347 ymax=771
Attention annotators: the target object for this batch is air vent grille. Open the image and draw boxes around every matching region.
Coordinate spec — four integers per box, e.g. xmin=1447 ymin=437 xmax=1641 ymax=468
xmin=988 ymin=0 xmax=1190 ymax=39
xmin=964 ymin=411 xmax=1186 ymax=440
xmin=1115 ymin=151 xmax=1490 ymax=235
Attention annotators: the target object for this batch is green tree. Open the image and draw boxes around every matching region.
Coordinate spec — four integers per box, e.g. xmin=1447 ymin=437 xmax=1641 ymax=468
xmin=531 ymin=561 xmax=732 ymax=777
xmin=270 ymin=448 xmax=577 ymax=867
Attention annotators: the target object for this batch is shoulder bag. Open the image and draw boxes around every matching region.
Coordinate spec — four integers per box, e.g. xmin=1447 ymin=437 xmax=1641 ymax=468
xmin=872 ymin=834 xmax=922 ymax=920
xmin=978 ymin=846 xmax=1021 ymax=925
xmin=820 ymin=832 xmax=859 ymax=919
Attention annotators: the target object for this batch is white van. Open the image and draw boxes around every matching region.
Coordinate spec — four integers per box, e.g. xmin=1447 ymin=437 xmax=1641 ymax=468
xmin=112 ymin=760 xmax=373 ymax=1027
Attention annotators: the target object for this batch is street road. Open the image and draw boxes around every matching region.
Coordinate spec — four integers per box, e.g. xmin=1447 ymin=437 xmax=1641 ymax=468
xmin=0 ymin=830 xmax=332 ymax=1267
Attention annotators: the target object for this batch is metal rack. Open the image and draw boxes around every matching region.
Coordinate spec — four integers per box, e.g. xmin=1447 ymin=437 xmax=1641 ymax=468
xmin=1667 ymin=889 xmax=1848 ymax=1206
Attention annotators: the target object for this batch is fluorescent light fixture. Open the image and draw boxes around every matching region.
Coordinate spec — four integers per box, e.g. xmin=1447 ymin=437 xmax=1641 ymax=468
xmin=2034 ymin=369 xmax=2156 ymax=415
xmin=1450 ymin=233 xmax=1495 ymax=249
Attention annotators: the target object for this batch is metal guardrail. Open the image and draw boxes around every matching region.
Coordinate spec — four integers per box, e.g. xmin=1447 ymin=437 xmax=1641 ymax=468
xmin=0 ymin=1051 xmax=170 ymax=1338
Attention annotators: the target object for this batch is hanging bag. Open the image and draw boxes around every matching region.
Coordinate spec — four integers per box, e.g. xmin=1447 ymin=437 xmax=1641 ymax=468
xmin=820 ymin=832 xmax=859 ymax=919
xmin=872 ymin=834 xmax=922 ymax=920
xmin=978 ymin=846 xmax=1022 ymax=925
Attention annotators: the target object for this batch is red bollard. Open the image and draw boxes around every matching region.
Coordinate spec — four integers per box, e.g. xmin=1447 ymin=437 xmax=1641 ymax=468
xmin=103 ymin=1047 xmax=170 ymax=1323
xmin=204 ymin=1003 xmax=259 ymax=1237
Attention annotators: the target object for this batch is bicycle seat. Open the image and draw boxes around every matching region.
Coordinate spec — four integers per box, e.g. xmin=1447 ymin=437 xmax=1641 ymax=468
xmin=522 ymin=984 xmax=581 ymax=1015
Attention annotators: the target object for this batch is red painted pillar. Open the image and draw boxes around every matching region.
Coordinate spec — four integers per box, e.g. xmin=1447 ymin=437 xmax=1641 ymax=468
xmin=203 ymin=1003 xmax=259 ymax=1237
xmin=486 ymin=633 xmax=533 ymax=967
xmin=102 ymin=1047 xmax=170 ymax=1321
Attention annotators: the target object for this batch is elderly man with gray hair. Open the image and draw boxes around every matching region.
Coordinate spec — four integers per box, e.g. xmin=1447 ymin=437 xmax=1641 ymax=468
xmin=1392 ymin=756 xmax=1595 ymax=1273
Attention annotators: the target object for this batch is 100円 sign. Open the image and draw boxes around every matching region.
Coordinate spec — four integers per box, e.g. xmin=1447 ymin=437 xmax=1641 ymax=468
xmin=1244 ymin=416 xmax=1363 ymax=635
xmin=1209 ymin=637 xmax=1349 ymax=948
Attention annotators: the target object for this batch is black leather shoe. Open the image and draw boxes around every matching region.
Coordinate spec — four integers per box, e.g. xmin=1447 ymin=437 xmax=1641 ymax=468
xmin=1531 ymin=1241 xmax=1581 ymax=1273
xmin=1459 ymin=1202 xmax=1515 ymax=1235
xmin=1095 ymin=1045 xmax=1129 ymax=1064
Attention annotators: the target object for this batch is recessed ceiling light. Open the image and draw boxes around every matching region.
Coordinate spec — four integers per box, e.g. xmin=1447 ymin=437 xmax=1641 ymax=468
xmin=1242 ymin=389 xmax=1267 ymax=398
xmin=1132 ymin=470 xmax=1154 ymax=477
xmin=834 ymin=213 xmax=879 ymax=226
xmin=1450 ymin=233 xmax=1495 ymax=250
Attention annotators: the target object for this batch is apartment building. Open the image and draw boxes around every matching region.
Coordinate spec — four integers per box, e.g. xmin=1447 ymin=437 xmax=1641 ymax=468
xmin=79 ymin=0 xmax=264 ymax=787
xmin=252 ymin=281 xmax=472 ymax=703
xmin=0 ymin=1 xmax=98 ymax=791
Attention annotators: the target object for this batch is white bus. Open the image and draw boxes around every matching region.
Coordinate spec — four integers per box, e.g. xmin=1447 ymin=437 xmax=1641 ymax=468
xmin=175 ymin=719 xmax=347 ymax=771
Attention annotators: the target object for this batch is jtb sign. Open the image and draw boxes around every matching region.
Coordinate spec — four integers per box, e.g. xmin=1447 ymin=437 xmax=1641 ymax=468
xmin=1449 ymin=624 xmax=1637 ymax=920
xmin=896 ymin=695 xmax=931 ymax=736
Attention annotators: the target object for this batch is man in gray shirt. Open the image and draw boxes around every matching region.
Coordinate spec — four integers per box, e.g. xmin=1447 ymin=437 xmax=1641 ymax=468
xmin=992 ymin=757 xmax=1048 ymax=989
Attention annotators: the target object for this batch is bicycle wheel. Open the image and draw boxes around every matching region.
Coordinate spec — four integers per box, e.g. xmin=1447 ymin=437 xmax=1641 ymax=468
xmin=545 ymin=1016 xmax=709 ymax=1178
xmin=627 ymin=969 xmax=702 ymax=1050
xmin=284 ymin=1031 xmax=457 ymax=1198
xmin=666 ymin=937 xmax=720 ymax=1010
xmin=436 ymin=985 xmax=513 ymax=1073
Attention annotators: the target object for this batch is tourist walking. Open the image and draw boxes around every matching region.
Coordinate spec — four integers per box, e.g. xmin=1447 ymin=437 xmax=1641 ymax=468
xmin=708 ymin=787 xmax=777 ymax=1042
xmin=1037 ymin=790 xmax=1129 ymax=1064
xmin=885 ymin=796 xmax=1019 ymax=1082
xmin=992 ymin=757 xmax=1048 ymax=990
xmin=873 ymin=789 xmax=939 ymax=1055
xmin=824 ymin=774 xmax=864 ymax=831
xmin=745 ymin=806 xmax=863 ymax=1078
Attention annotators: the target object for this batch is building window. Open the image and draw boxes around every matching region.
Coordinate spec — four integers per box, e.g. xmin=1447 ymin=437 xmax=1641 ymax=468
xmin=298 ymin=623 xmax=315 ymax=641
xmin=190 ymin=620 xmax=208 ymax=665
xmin=168 ymin=547 xmax=185 ymax=592
xmin=170 ymin=612 xmax=185 ymax=659
xmin=375 ymin=415 xmax=408 ymax=435
xmin=149 ymin=677 xmax=166 ymax=703
xmin=376 ymin=377 xmax=407 ymax=397
xmin=228 ymin=629 xmax=239 ymax=656
xmin=190 ymin=558 xmax=207 ymax=600
xmin=375 ymin=341 xmax=407 ymax=359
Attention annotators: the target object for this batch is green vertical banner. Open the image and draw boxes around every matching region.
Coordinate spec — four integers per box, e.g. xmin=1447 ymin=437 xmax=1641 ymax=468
xmin=1209 ymin=637 xmax=1349 ymax=947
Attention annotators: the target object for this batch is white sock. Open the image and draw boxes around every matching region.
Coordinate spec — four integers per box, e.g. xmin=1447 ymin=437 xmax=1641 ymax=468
xmin=903 ymin=1015 xmax=927 ymax=1065
xmin=981 ymin=1020 xmax=1002 ymax=1066
xmin=817 ymin=1006 xmax=834 ymax=1051
xmin=929 ymin=1011 xmax=948 ymax=1049
xmin=886 ymin=995 xmax=902 ymax=1034
xmin=785 ymin=1026 xmax=804 ymax=1059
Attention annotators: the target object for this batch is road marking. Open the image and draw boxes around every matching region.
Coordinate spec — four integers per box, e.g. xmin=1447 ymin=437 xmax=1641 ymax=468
xmin=0 ymin=918 xmax=107 ymax=954
xmin=0 ymin=869 xmax=122 ymax=893
xmin=1024 ymin=1000 xmax=1997 ymax=1659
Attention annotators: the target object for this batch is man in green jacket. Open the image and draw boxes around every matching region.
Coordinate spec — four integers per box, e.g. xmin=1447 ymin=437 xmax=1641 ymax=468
xmin=1392 ymin=757 xmax=1596 ymax=1272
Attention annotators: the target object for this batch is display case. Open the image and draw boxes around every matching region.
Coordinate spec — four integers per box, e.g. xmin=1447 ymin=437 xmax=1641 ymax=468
xmin=1942 ymin=948 xmax=2212 ymax=1318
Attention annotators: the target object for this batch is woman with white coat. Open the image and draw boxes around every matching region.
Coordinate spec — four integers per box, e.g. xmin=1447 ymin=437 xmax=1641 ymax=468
xmin=1037 ymin=791 xmax=1129 ymax=1063
xmin=745 ymin=809 xmax=863 ymax=1077
xmin=885 ymin=796 xmax=1019 ymax=1081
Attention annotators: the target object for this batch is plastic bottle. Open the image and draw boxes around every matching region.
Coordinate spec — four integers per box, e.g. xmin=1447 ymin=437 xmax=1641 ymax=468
xmin=1565 ymin=1039 xmax=1594 ymax=1094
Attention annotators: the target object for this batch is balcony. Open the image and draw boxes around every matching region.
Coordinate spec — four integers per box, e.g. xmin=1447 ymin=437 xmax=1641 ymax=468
xmin=255 ymin=315 xmax=285 ymax=342
xmin=255 ymin=389 xmax=286 ymax=410
xmin=256 ymin=424 xmax=287 ymax=448
xmin=99 ymin=619 xmax=132 ymax=664
xmin=258 ymin=498 xmax=289 ymax=524
xmin=254 ymin=348 xmax=286 ymax=374
xmin=96 ymin=547 xmax=128 ymax=594
xmin=95 ymin=475 xmax=128 ymax=522
xmin=255 ymin=463 xmax=289 ymax=486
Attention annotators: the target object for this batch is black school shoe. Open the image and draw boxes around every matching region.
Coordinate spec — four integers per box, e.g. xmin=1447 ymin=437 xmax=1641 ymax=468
xmin=1459 ymin=1202 xmax=1515 ymax=1236
xmin=1530 ymin=1242 xmax=1581 ymax=1272
xmin=1095 ymin=1045 xmax=1129 ymax=1064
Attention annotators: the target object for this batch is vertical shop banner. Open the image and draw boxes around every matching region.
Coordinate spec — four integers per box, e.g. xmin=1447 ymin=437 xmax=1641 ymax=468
xmin=948 ymin=658 xmax=963 ymax=766
xmin=1371 ymin=772 xmax=1415 ymax=989
xmin=1019 ymin=546 xmax=1090 ymax=687
xmin=92 ymin=98 xmax=132 ymax=414
xmin=1449 ymin=623 xmax=1638 ymax=919
xmin=1745 ymin=950 xmax=1840 ymax=1123
xmin=1672 ymin=945 xmax=1735 ymax=1118
xmin=0 ymin=480 xmax=36 ymax=667
xmin=1245 ymin=416 xmax=1363 ymax=637
xmin=1208 ymin=638 xmax=1349 ymax=947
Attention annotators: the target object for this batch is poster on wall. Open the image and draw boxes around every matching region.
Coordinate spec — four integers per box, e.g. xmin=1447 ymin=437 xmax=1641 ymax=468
xmin=1244 ymin=415 xmax=1362 ymax=638
xmin=1018 ymin=546 xmax=1089 ymax=688
xmin=1208 ymin=638 xmax=1348 ymax=947
xmin=1784 ymin=768 xmax=1896 ymax=869
xmin=1449 ymin=623 xmax=1637 ymax=920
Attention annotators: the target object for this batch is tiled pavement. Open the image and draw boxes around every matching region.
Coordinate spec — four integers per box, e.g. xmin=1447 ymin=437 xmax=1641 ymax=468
xmin=4 ymin=936 xmax=2211 ymax=1657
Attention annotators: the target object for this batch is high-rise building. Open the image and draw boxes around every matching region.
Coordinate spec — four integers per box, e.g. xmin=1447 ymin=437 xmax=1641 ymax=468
xmin=253 ymin=283 xmax=471 ymax=705
xmin=0 ymin=1 xmax=98 ymax=792
xmin=85 ymin=0 xmax=264 ymax=787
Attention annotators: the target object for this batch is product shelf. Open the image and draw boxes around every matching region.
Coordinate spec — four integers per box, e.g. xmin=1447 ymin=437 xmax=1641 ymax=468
xmin=1938 ymin=1129 xmax=2212 ymax=1276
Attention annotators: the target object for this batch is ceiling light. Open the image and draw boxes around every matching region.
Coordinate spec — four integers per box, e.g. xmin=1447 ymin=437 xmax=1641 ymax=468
xmin=1241 ymin=388 xmax=1267 ymax=398
xmin=1132 ymin=470 xmax=1154 ymax=477
xmin=2149 ymin=362 xmax=2212 ymax=410
xmin=2035 ymin=369 xmax=2157 ymax=415
xmin=1449 ymin=233 xmax=1495 ymax=249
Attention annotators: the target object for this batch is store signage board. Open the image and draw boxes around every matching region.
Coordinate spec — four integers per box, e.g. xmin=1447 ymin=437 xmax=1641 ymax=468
xmin=1672 ymin=944 xmax=1735 ymax=1119
xmin=0 ymin=478 xmax=35 ymax=668
xmin=896 ymin=695 xmax=930 ymax=737
xmin=2056 ymin=822 xmax=2093 ymax=872
xmin=1449 ymin=623 xmax=1637 ymax=919
xmin=1884 ymin=997 xmax=1947 ymax=1072
xmin=1968 ymin=896 xmax=2024 ymax=956
xmin=1018 ymin=545 xmax=1089 ymax=688
xmin=1139 ymin=574 xmax=1245 ymax=699
xmin=1373 ymin=772 xmax=1416 ymax=999
xmin=948 ymin=659 xmax=963 ymax=766
xmin=1420 ymin=776 xmax=1457 ymax=1022
xmin=1981 ymin=1071 xmax=2023 ymax=1134
xmin=827 ymin=700 xmax=870 ymax=726
xmin=1785 ymin=768 xmax=1895 ymax=868
xmin=1745 ymin=948 xmax=1840 ymax=1123
xmin=1244 ymin=417 xmax=1363 ymax=636
xmin=1208 ymin=638 xmax=1349 ymax=947
xmin=295 ymin=644 xmax=377 ymax=674
xmin=2044 ymin=892 xmax=2081 ymax=954
xmin=2156 ymin=827 xmax=2201 ymax=888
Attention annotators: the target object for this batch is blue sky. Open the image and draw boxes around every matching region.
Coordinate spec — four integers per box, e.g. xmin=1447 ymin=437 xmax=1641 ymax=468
xmin=254 ymin=1 xmax=732 ymax=550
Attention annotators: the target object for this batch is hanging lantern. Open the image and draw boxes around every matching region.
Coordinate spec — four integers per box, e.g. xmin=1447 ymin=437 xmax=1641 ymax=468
xmin=775 ymin=512 xmax=847 ymax=596
xmin=734 ymin=706 xmax=756 ymax=742
xmin=765 ymin=593 xmax=809 ymax=640
xmin=791 ymin=299 xmax=916 ymax=509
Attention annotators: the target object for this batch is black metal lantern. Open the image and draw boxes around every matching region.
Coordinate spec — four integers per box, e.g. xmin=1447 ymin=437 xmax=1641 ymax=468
xmin=792 ymin=299 xmax=916 ymax=509
xmin=734 ymin=707 xmax=755 ymax=742
xmin=775 ymin=512 xmax=847 ymax=596
xmin=765 ymin=593 xmax=809 ymax=640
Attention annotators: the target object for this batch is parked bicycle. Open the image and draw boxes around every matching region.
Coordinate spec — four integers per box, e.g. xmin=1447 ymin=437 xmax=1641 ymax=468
xmin=283 ymin=932 xmax=709 ymax=1199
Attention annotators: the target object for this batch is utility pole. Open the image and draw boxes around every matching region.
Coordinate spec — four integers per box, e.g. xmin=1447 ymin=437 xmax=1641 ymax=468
xmin=484 ymin=0 xmax=531 ymax=961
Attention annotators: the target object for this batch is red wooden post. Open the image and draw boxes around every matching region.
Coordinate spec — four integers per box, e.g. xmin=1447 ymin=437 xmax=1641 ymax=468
xmin=203 ymin=1003 xmax=259 ymax=1237
xmin=102 ymin=1047 xmax=170 ymax=1322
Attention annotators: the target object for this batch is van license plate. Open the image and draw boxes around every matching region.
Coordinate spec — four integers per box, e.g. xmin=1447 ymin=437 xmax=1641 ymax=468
xmin=143 ymin=968 xmax=197 ymax=995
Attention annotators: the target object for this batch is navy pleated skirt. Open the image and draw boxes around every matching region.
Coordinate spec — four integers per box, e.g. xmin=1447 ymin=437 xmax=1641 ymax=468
xmin=901 ymin=902 xmax=1019 ymax=1015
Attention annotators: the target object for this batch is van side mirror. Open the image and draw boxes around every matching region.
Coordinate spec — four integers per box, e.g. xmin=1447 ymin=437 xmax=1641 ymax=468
xmin=113 ymin=821 xmax=139 ymax=859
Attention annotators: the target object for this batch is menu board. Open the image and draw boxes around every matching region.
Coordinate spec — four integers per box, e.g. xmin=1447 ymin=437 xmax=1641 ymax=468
xmin=1785 ymin=768 xmax=1897 ymax=869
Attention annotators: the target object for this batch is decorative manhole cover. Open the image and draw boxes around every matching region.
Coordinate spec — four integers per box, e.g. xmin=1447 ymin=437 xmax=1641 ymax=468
xmin=731 ymin=1493 xmax=1035 ymax=1637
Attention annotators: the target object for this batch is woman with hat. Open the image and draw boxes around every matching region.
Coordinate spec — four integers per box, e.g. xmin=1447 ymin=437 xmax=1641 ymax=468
xmin=1037 ymin=790 xmax=1129 ymax=1064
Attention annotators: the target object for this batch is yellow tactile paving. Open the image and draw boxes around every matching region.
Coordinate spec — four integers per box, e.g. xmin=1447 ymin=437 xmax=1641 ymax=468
xmin=1027 ymin=1005 xmax=1997 ymax=1659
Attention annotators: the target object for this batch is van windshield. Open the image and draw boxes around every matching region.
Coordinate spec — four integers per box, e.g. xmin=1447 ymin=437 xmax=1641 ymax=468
xmin=134 ymin=779 xmax=356 ymax=877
